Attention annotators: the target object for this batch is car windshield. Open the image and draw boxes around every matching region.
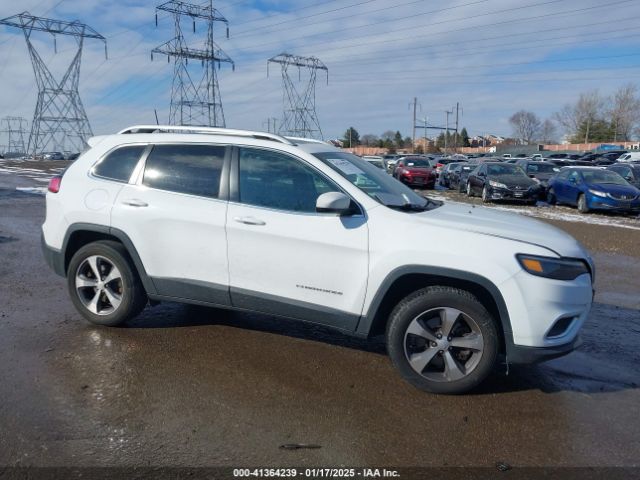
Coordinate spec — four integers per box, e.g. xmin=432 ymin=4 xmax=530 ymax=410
xmin=313 ymin=152 xmax=440 ymax=211
xmin=367 ymin=160 xmax=384 ymax=169
xmin=527 ymin=163 xmax=558 ymax=173
xmin=487 ymin=164 xmax=526 ymax=176
xmin=581 ymin=169 xmax=628 ymax=185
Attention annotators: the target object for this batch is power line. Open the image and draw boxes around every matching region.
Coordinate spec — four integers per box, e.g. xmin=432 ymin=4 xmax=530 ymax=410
xmin=269 ymin=0 xmax=634 ymax=58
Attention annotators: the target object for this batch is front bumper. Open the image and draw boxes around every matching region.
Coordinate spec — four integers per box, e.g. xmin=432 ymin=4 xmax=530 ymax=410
xmin=586 ymin=193 xmax=640 ymax=212
xmin=41 ymin=232 xmax=66 ymax=277
xmin=506 ymin=335 xmax=582 ymax=364
xmin=487 ymin=185 xmax=541 ymax=201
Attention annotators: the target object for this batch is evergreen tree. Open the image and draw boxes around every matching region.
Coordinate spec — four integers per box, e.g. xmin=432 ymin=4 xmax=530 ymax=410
xmin=460 ymin=127 xmax=470 ymax=147
xmin=342 ymin=127 xmax=360 ymax=147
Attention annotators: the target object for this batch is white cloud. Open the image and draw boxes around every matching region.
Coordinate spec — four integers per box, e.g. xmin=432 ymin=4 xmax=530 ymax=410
xmin=1 ymin=0 xmax=639 ymax=148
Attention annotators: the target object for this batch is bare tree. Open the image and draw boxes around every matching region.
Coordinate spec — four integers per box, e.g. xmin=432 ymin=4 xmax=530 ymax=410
xmin=539 ymin=119 xmax=557 ymax=144
xmin=360 ymin=134 xmax=379 ymax=146
xmin=608 ymin=83 xmax=640 ymax=141
xmin=509 ymin=110 xmax=541 ymax=144
xmin=554 ymin=90 xmax=604 ymax=143
xmin=381 ymin=130 xmax=395 ymax=141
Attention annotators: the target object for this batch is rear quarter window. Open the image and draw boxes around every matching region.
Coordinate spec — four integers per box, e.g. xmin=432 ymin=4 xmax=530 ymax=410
xmin=92 ymin=145 xmax=146 ymax=182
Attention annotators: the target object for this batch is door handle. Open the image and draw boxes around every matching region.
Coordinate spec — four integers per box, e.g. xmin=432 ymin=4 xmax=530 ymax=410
xmin=122 ymin=199 xmax=148 ymax=207
xmin=234 ymin=216 xmax=266 ymax=226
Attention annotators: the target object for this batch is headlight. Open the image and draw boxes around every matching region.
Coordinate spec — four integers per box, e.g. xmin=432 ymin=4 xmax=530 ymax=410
xmin=516 ymin=254 xmax=590 ymax=280
xmin=489 ymin=180 xmax=507 ymax=189
xmin=588 ymin=189 xmax=607 ymax=197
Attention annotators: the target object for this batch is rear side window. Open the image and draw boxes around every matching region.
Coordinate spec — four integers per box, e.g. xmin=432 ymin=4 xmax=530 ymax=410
xmin=143 ymin=144 xmax=225 ymax=198
xmin=93 ymin=145 xmax=146 ymax=182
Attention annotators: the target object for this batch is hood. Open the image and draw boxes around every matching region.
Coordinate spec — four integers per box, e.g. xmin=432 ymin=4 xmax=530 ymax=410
xmin=488 ymin=174 xmax=536 ymax=188
xmin=417 ymin=202 xmax=587 ymax=257
xmin=587 ymin=182 xmax=640 ymax=196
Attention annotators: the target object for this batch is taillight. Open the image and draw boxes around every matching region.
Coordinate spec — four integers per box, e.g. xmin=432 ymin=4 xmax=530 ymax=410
xmin=48 ymin=175 xmax=62 ymax=193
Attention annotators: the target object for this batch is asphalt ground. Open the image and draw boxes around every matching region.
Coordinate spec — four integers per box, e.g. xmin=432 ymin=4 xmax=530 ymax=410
xmin=0 ymin=167 xmax=638 ymax=475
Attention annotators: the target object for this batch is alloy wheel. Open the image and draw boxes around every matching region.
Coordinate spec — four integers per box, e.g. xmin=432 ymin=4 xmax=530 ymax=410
xmin=403 ymin=307 xmax=484 ymax=383
xmin=75 ymin=255 xmax=123 ymax=315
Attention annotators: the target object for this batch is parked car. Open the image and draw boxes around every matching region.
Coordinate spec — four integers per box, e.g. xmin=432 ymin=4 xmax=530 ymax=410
xmin=606 ymin=163 xmax=640 ymax=189
xmin=42 ymin=151 xmax=65 ymax=160
xmin=466 ymin=162 xmax=542 ymax=204
xmin=616 ymin=152 xmax=640 ymax=163
xmin=393 ymin=157 xmax=437 ymax=188
xmin=515 ymin=160 xmax=560 ymax=192
xmin=383 ymin=154 xmax=401 ymax=173
xmin=362 ymin=156 xmax=387 ymax=171
xmin=42 ymin=124 xmax=595 ymax=394
xmin=439 ymin=162 xmax=465 ymax=188
xmin=547 ymin=167 xmax=640 ymax=214
xmin=450 ymin=163 xmax=478 ymax=192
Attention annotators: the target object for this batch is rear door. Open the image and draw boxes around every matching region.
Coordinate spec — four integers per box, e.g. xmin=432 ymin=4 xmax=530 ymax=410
xmin=225 ymin=146 xmax=369 ymax=330
xmin=111 ymin=143 xmax=231 ymax=305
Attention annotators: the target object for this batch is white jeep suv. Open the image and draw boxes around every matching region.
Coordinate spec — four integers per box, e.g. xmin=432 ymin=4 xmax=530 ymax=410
xmin=42 ymin=125 xmax=594 ymax=394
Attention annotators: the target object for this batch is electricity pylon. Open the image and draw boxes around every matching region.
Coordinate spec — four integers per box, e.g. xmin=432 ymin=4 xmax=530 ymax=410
xmin=0 ymin=12 xmax=107 ymax=155
xmin=267 ymin=53 xmax=328 ymax=140
xmin=152 ymin=0 xmax=234 ymax=127
xmin=1 ymin=116 xmax=28 ymax=155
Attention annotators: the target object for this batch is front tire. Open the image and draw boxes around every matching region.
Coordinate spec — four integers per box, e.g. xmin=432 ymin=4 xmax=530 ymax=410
xmin=577 ymin=193 xmax=589 ymax=213
xmin=67 ymin=240 xmax=147 ymax=326
xmin=466 ymin=182 xmax=473 ymax=197
xmin=547 ymin=188 xmax=557 ymax=205
xmin=481 ymin=186 xmax=490 ymax=203
xmin=386 ymin=286 xmax=499 ymax=394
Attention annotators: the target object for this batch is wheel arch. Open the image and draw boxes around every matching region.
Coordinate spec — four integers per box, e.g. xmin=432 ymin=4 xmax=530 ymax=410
xmin=62 ymin=223 xmax=157 ymax=295
xmin=356 ymin=266 xmax=513 ymax=352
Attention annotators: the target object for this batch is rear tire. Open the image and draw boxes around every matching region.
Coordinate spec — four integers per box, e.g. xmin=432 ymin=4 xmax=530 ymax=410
xmin=466 ymin=182 xmax=473 ymax=197
xmin=386 ymin=286 xmax=499 ymax=395
xmin=578 ymin=194 xmax=589 ymax=213
xmin=547 ymin=188 xmax=557 ymax=205
xmin=67 ymin=240 xmax=147 ymax=326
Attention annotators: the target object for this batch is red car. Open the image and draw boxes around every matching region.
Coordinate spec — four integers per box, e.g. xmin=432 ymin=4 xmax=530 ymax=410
xmin=392 ymin=157 xmax=437 ymax=188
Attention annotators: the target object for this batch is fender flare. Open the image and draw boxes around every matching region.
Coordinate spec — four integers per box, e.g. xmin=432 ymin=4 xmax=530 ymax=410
xmin=61 ymin=223 xmax=157 ymax=295
xmin=355 ymin=265 xmax=514 ymax=346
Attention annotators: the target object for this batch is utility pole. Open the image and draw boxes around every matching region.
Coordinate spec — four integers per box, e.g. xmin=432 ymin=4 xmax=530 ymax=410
xmin=444 ymin=109 xmax=453 ymax=154
xmin=152 ymin=0 xmax=234 ymax=127
xmin=409 ymin=97 xmax=419 ymax=153
xmin=454 ymin=102 xmax=460 ymax=153
xmin=1 ymin=116 xmax=28 ymax=155
xmin=268 ymin=53 xmax=328 ymax=139
xmin=0 ymin=13 xmax=107 ymax=155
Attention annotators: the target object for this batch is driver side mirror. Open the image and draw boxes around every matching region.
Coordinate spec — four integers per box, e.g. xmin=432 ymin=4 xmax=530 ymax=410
xmin=316 ymin=192 xmax=353 ymax=215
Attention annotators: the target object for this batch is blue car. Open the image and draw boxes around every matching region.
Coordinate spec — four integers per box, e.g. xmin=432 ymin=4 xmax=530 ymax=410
xmin=547 ymin=167 xmax=640 ymax=214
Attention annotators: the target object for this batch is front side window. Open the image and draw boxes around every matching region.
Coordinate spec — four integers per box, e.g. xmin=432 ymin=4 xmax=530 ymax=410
xmin=239 ymin=148 xmax=340 ymax=213
xmin=93 ymin=145 xmax=146 ymax=182
xmin=143 ymin=144 xmax=225 ymax=198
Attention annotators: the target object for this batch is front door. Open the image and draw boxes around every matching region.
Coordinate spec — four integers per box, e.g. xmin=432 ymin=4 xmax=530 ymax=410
xmin=225 ymin=147 xmax=369 ymax=331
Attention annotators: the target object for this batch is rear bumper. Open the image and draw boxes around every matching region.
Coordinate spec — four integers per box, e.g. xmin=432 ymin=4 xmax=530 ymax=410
xmin=506 ymin=335 xmax=581 ymax=364
xmin=41 ymin=231 xmax=66 ymax=277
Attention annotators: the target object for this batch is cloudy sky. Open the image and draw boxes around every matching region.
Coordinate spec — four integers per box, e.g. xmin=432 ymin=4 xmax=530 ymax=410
xmin=1 ymin=0 xmax=639 ymax=144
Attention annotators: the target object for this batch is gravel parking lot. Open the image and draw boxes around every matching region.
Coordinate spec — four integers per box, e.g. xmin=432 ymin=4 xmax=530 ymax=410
xmin=0 ymin=164 xmax=639 ymax=471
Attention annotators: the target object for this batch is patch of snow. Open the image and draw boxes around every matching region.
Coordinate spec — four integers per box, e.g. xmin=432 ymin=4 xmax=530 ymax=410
xmin=15 ymin=187 xmax=47 ymax=195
